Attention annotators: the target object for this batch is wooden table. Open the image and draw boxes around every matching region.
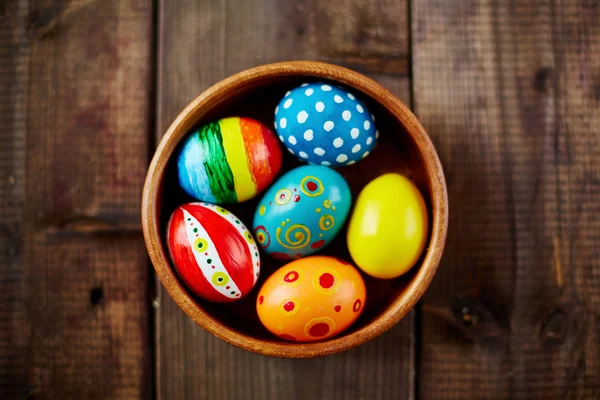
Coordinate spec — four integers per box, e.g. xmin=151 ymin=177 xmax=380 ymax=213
xmin=1 ymin=0 xmax=598 ymax=399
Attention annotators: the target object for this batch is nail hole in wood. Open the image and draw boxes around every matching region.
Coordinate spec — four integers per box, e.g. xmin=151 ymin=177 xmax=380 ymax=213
xmin=533 ymin=67 xmax=552 ymax=93
xmin=90 ymin=286 xmax=104 ymax=306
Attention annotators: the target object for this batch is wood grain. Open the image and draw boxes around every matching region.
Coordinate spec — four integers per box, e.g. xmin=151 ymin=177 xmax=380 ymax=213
xmin=0 ymin=2 xmax=29 ymax=397
xmin=412 ymin=0 xmax=600 ymax=398
xmin=155 ymin=0 xmax=414 ymax=399
xmin=0 ymin=1 xmax=153 ymax=398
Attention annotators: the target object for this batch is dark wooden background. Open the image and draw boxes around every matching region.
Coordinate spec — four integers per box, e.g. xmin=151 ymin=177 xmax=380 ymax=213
xmin=1 ymin=0 xmax=598 ymax=399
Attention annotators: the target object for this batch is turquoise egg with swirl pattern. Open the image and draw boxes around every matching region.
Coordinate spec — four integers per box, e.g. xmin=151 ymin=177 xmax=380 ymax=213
xmin=252 ymin=165 xmax=351 ymax=260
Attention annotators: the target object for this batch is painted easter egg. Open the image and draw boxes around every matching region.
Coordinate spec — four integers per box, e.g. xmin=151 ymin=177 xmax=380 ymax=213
xmin=166 ymin=202 xmax=260 ymax=302
xmin=274 ymin=82 xmax=377 ymax=167
xmin=252 ymin=165 xmax=351 ymax=260
xmin=347 ymin=173 xmax=429 ymax=279
xmin=177 ymin=117 xmax=283 ymax=204
xmin=256 ymin=256 xmax=366 ymax=342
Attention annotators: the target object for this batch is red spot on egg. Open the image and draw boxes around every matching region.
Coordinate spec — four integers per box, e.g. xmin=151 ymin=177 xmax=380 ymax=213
xmin=283 ymin=301 xmax=295 ymax=312
xmin=279 ymin=334 xmax=297 ymax=341
xmin=272 ymin=252 xmax=291 ymax=261
xmin=226 ymin=286 xmax=230 ymax=290
xmin=293 ymin=194 xmax=300 ymax=202
xmin=258 ymin=295 xmax=264 ymax=305
xmin=353 ymin=299 xmax=362 ymax=312
xmin=293 ymin=188 xmax=297 ymax=192
xmin=319 ymin=273 xmax=334 ymax=288
xmin=205 ymin=252 xmax=208 ymax=256
xmin=284 ymin=271 xmax=298 ymax=283
xmin=269 ymin=201 xmax=272 ymax=205
xmin=195 ymin=234 xmax=199 ymax=237
xmin=311 ymin=240 xmax=325 ymax=249
xmin=309 ymin=322 xmax=330 ymax=337
xmin=334 ymin=305 xmax=341 ymax=313
xmin=280 ymin=193 xmax=286 ymax=200
xmin=306 ymin=181 xmax=318 ymax=192
xmin=211 ymin=265 xmax=215 ymax=269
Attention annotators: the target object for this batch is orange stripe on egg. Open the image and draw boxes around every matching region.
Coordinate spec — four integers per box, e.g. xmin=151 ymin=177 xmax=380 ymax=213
xmin=239 ymin=117 xmax=278 ymax=193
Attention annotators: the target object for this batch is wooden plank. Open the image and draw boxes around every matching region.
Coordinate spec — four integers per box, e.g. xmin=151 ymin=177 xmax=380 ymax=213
xmin=155 ymin=1 xmax=413 ymax=399
xmin=0 ymin=2 xmax=29 ymax=397
xmin=0 ymin=1 xmax=153 ymax=398
xmin=412 ymin=0 xmax=600 ymax=398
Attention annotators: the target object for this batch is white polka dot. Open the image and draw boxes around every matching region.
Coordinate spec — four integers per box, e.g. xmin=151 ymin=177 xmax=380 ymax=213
xmin=274 ymin=121 xmax=278 ymax=129
xmin=352 ymin=144 xmax=361 ymax=153
xmin=321 ymin=161 xmax=331 ymax=166
xmin=350 ymin=128 xmax=360 ymax=139
xmin=315 ymin=101 xmax=325 ymax=112
xmin=303 ymin=129 xmax=314 ymax=141
xmin=342 ymin=110 xmax=351 ymax=121
xmin=305 ymin=88 xmax=314 ymax=96
xmin=280 ymin=118 xmax=287 ymax=128
xmin=288 ymin=135 xmax=297 ymax=145
xmin=336 ymin=154 xmax=348 ymax=163
xmin=347 ymin=161 xmax=356 ymax=165
xmin=362 ymin=151 xmax=370 ymax=158
xmin=297 ymin=111 xmax=308 ymax=123
xmin=321 ymin=85 xmax=332 ymax=91
xmin=366 ymin=137 xmax=373 ymax=145
xmin=285 ymin=90 xmax=291 ymax=97
xmin=301 ymin=83 xmax=309 ymax=87
xmin=371 ymin=113 xmax=376 ymax=121
xmin=314 ymin=147 xmax=326 ymax=156
xmin=323 ymin=121 xmax=334 ymax=132
xmin=278 ymin=135 xmax=284 ymax=142
xmin=333 ymin=137 xmax=344 ymax=148
xmin=288 ymin=148 xmax=295 ymax=155
xmin=299 ymin=151 xmax=308 ymax=159
xmin=275 ymin=106 xmax=279 ymax=114
xmin=376 ymin=130 xmax=380 ymax=139
xmin=283 ymin=98 xmax=293 ymax=109
xmin=347 ymin=92 xmax=355 ymax=100
xmin=356 ymin=104 xmax=364 ymax=113
xmin=334 ymin=95 xmax=344 ymax=103
xmin=364 ymin=120 xmax=370 ymax=130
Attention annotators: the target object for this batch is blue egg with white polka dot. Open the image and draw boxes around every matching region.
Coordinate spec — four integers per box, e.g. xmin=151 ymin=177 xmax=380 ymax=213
xmin=274 ymin=82 xmax=378 ymax=167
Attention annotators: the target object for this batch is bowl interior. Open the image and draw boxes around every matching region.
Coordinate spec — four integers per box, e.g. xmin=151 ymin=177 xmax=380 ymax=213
xmin=156 ymin=76 xmax=433 ymax=343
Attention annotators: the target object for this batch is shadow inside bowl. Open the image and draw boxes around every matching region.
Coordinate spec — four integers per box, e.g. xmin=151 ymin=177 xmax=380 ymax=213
xmin=157 ymin=78 xmax=433 ymax=343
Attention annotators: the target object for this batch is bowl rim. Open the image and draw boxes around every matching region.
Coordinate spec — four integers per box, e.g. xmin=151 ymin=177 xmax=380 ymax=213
xmin=142 ymin=60 xmax=448 ymax=358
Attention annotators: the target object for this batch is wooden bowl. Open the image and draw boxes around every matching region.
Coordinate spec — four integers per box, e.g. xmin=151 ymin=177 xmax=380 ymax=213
xmin=142 ymin=61 xmax=448 ymax=358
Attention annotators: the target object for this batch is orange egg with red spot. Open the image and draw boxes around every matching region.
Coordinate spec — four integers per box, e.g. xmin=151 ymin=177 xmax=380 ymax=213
xmin=256 ymin=255 xmax=366 ymax=342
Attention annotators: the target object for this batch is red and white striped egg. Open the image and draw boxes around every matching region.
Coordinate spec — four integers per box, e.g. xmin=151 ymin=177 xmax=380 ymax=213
xmin=166 ymin=202 xmax=260 ymax=302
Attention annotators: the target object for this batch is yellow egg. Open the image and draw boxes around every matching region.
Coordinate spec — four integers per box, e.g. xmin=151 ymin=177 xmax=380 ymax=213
xmin=347 ymin=173 xmax=429 ymax=279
